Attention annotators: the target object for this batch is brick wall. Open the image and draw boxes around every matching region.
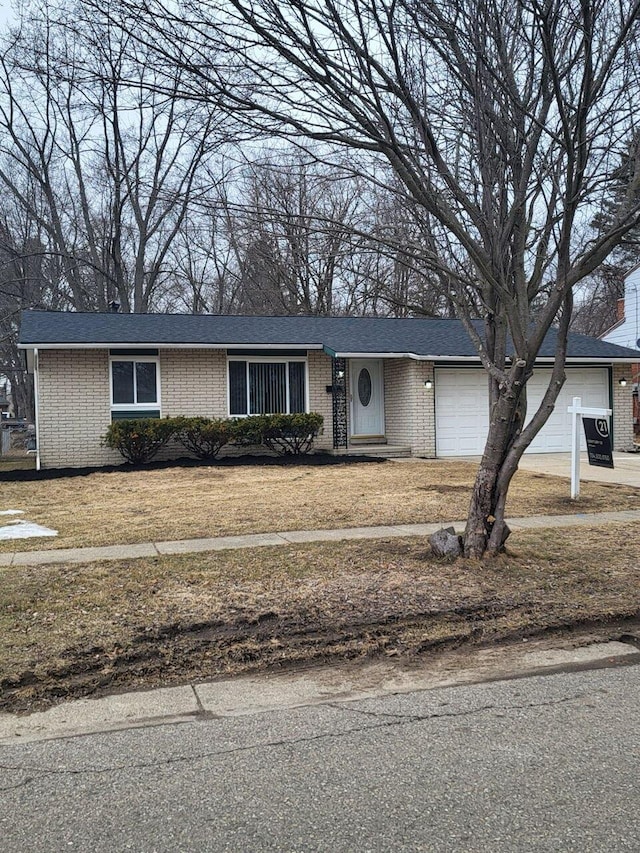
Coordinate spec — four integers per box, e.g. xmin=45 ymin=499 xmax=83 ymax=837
xmin=161 ymin=349 xmax=226 ymax=418
xmin=307 ymin=350 xmax=334 ymax=450
xmin=383 ymin=358 xmax=435 ymax=456
xmin=612 ymin=363 xmax=635 ymax=450
xmin=37 ymin=349 xmax=121 ymax=469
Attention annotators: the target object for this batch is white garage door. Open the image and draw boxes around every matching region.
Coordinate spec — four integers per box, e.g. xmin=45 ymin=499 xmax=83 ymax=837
xmin=435 ymin=367 xmax=609 ymax=456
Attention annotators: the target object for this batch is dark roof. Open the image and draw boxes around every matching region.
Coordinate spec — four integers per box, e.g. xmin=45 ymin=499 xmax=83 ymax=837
xmin=18 ymin=310 xmax=640 ymax=360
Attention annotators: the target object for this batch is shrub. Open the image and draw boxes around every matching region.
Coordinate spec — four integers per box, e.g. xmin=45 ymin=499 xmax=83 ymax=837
xmin=234 ymin=412 xmax=323 ymax=456
xmin=102 ymin=418 xmax=178 ymax=464
xmin=231 ymin=415 xmax=268 ymax=448
xmin=174 ymin=416 xmax=234 ymax=460
xmin=102 ymin=412 xmax=324 ymax=464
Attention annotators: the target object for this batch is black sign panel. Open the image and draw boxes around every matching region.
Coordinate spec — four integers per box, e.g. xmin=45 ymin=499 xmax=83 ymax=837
xmin=582 ymin=417 xmax=614 ymax=468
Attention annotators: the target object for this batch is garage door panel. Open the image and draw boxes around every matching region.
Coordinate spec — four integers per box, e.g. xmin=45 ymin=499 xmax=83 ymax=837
xmin=435 ymin=368 xmax=609 ymax=456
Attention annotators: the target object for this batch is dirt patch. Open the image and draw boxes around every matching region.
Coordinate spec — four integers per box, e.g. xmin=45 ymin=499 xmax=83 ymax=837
xmin=0 ymin=458 xmax=638 ymax=553
xmin=1 ymin=522 xmax=639 ymax=714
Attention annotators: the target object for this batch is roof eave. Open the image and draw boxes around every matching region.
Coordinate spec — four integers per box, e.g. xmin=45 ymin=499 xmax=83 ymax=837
xmin=18 ymin=341 xmax=325 ymax=350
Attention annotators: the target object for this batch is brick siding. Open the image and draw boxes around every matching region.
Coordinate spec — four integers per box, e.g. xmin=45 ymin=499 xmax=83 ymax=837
xmin=383 ymin=358 xmax=435 ymax=456
xmin=306 ymin=350 xmax=334 ymax=451
xmin=37 ymin=349 xmax=121 ymax=469
xmin=161 ymin=349 xmax=227 ymax=418
xmin=37 ymin=349 xmax=629 ymax=468
xmin=612 ymin=364 xmax=635 ymax=450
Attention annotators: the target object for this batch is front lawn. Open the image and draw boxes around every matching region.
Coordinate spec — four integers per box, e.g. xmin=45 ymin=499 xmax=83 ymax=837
xmin=0 ymin=458 xmax=638 ymax=552
xmin=1 ymin=522 xmax=639 ymax=713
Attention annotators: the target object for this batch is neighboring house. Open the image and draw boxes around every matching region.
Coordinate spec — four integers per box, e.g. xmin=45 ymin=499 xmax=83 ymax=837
xmin=601 ymin=265 xmax=640 ymax=435
xmin=0 ymin=381 xmax=10 ymax=419
xmin=18 ymin=310 xmax=640 ymax=470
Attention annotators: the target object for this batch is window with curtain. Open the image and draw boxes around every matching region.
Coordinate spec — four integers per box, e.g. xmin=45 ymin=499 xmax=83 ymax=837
xmin=229 ymin=360 xmax=307 ymax=415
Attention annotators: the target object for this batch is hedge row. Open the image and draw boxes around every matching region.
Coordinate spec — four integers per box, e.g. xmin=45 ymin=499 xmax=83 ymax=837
xmin=102 ymin=413 xmax=324 ymax=464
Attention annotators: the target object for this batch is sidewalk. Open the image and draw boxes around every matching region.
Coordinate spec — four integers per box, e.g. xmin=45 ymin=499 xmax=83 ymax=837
xmin=2 ymin=508 xmax=640 ymax=567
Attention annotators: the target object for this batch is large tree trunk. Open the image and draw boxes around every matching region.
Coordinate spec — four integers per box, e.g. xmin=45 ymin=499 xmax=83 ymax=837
xmin=463 ymin=377 xmax=528 ymax=558
xmin=463 ymin=297 xmax=572 ymax=559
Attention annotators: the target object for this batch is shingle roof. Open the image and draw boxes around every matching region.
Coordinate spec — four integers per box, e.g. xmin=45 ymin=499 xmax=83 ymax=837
xmin=18 ymin=310 xmax=640 ymax=360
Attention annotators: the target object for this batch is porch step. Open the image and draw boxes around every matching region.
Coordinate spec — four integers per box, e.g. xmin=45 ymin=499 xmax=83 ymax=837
xmin=349 ymin=435 xmax=386 ymax=446
xmin=344 ymin=444 xmax=412 ymax=458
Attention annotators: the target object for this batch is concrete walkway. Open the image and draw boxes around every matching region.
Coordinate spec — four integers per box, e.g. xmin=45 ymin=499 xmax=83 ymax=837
xmin=2 ymin=508 xmax=640 ymax=567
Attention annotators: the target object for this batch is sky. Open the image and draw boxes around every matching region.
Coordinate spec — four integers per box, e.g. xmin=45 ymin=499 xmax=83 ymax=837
xmin=0 ymin=1 xmax=15 ymax=28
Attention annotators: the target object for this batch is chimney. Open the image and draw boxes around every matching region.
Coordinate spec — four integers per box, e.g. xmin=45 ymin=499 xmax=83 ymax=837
xmin=109 ymin=300 xmax=121 ymax=314
xmin=616 ymin=297 xmax=625 ymax=322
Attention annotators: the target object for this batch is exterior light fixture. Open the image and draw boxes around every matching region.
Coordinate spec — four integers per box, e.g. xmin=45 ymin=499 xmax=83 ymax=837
xmin=619 ymin=378 xmax=628 ymax=386
xmin=336 ymin=369 xmax=345 ymax=380
xmin=424 ymin=379 xmax=433 ymax=389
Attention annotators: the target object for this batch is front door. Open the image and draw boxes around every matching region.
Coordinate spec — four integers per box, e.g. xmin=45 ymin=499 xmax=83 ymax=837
xmin=350 ymin=359 xmax=385 ymax=437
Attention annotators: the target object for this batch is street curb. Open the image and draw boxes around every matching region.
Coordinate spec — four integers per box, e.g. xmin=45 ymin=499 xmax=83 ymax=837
xmin=1 ymin=640 xmax=638 ymax=745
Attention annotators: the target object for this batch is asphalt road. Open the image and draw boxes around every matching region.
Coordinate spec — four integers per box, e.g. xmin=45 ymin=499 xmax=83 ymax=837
xmin=2 ymin=664 xmax=640 ymax=852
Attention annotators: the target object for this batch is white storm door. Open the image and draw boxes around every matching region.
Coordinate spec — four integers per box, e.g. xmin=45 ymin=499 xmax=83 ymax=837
xmin=351 ymin=359 xmax=385 ymax=436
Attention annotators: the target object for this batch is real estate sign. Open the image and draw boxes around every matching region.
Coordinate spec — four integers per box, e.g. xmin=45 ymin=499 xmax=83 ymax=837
xmin=582 ymin=417 xmax=614 ymax=469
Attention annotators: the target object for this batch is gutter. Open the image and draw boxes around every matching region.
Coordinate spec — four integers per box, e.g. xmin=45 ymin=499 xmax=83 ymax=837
xmin=18 ymin=342 xmax=325 ymax=351
xmin=19 ymin=344 xmax=640 ymax=364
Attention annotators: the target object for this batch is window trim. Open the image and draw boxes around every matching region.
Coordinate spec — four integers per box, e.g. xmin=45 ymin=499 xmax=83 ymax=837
xmin=227 ymin=355 xmax=309 ymax=416
xmin=109 ymin=355 xmax=161 ymax=413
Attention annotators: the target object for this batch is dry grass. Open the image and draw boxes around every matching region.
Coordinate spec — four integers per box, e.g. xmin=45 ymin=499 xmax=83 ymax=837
xmin=0 ymin=458 xmax=36 ymax=473
xmin=0 ymin=458 xmax=639 ymax=553
xmin=1 ymin=522 xmax=639 ymax=712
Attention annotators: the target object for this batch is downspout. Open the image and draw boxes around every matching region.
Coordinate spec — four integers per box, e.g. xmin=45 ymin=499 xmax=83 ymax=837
xmin=608 ymin=366 xmax=614 ymax=450
xmin=33 ymin=347 xmax=41 ymax=471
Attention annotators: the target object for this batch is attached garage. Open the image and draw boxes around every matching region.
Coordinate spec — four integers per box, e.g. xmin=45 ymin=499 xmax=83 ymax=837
xmin=435 ymin=367 xmax=610 ymax=456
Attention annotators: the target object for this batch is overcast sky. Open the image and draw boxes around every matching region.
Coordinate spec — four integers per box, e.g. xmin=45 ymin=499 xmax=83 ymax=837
xmin=0 ymin=1 xmax=15 ymax=28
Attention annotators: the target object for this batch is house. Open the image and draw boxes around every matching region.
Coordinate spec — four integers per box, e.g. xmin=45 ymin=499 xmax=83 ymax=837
xmin=0 ymin=381 xmax=10 ymax=419
xmin=600 ymin=264 xmax=640 ymax=434
xmin=18 ymin=310 xmax=640 ymax=470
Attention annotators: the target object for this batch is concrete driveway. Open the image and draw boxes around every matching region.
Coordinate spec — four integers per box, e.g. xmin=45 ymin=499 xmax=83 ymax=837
xmin=517 ymin=451 xmax=640 ymax=487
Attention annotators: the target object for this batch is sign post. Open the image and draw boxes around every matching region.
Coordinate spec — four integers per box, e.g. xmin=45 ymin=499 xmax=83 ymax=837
xmin=567 ymin=396 xmax=613 ymax=499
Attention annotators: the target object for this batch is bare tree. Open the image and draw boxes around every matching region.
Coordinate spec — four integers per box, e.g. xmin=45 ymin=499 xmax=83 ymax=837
xmin=234 ymin=156 xmax=370 ymax=314
xmin=0 ymin=1 xmax=222 ymax=313
xmin=163 ymin=150 xmax=408 ymax=317
xmin=0 ymin=198 xmax=66 ymax=418
xmin=97 ymin=0 xmax=640 ymax=556
xmin=572 ymin=264 xmax=625 ymax=337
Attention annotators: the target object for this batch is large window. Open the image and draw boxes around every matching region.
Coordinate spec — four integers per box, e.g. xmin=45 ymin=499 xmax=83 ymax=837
xmin=229 ymin=358 xmax=307 ymax=415
xmin=110 ymin=357 xmax=159 ymax=413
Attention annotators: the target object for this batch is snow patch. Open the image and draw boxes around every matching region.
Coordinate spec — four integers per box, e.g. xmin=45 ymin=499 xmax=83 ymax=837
xmin=0 ymin=519 xmax=58 ymax=539
xmin=0 ymin=509 xmax=24 ymax=516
